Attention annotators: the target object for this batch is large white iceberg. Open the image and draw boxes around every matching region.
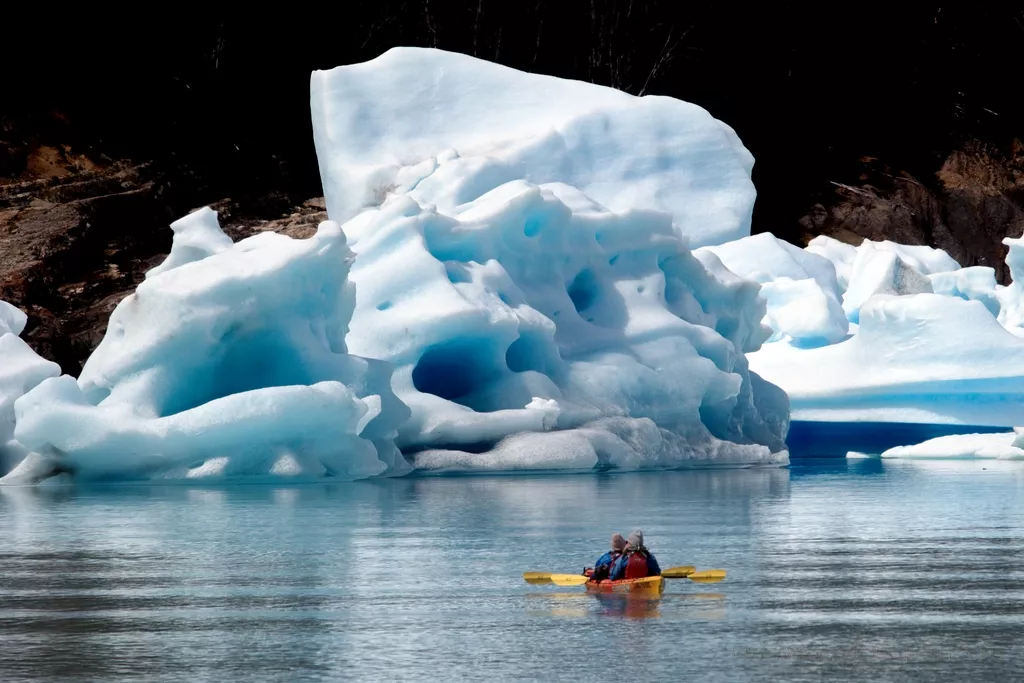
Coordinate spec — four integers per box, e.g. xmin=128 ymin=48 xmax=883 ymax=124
xmin=2 ymin=48 xmax=791 ymax=484
xmin=310 ymin=47 xmax=756 ymax=248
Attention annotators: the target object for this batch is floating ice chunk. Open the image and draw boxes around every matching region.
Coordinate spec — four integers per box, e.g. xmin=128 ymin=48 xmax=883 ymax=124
xmin=842 ymin=245 xmax=932 ymax=323
xmin=697 ymin=233 xmax=847 ymax=345
xmin=0 ymin=305 xmax=61 ymax=477
xmin=997 ymin=233 xmax=1024 ymax=334
xmin=310 ymin=47 xmax=756 ymax=248
xmin=4 ymin=218 xmax=411 ymax=484
xmin=868 ymin=240 xmax=960 ymax=276
xmin=749 ymin=293 xmax=1024 ymax=426
xmin=0 ymin=301 xmax=27 ymax=337
xmin=929 ymin=266 xmax=1000 ymax=316
xmin=881 ymin=432 xmax=1024 ymax=460
xmin=145 ymin=206 xmax=234 ymax=279
xmin=805 ymin=236 xmax=858 ymax=292
xmin=759 ymin=277 xmax=849 ymax=345
xmin=699 ymin=232 xmax=841 ymax=295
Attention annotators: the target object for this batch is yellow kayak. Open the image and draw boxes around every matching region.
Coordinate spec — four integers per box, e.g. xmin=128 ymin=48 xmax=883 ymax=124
xmin=584 ymin=575 xmax=665 ymax=597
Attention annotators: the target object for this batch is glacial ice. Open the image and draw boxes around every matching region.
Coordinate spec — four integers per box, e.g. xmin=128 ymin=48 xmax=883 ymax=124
xmin=928 ymin=266 xmax=1000 ymax=316
xmin=337 ymin=182 xmax=788 ymax=472
xmin=0 ymin=309 xmax=61 ymax=476
xmin=728 ymin=226 xmax=1024 ymax=442
xmin=841 ymin=244 xmax=933 ymax=323
xmin=310 ymin=47 xmax=756 ymax=248
xmin=4 ymin=215 xmax=410 ymax=484
xmin=881 ymin=430 xmax=1024 ymax=460
xmin=749 ymin=293 xmax=1024 ymax=426
xmin=697 ymin=233 xmax=847 ymax=345
xmin=0 ymin=301 xmax=28 ymax=337
xmin=997 ymin=233 xmax=1024 ymax=334
xmin=1 ymin=47 xmax=792 ymax=484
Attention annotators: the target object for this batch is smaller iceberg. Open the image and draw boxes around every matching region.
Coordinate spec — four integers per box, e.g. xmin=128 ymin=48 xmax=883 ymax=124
xmin=881 ymin=430 xmax=1024 ymax=460
xmin=696 ymin=233 xmax=847 ymax=346
xmin=0 ymin=305 xmax=61 ymax=477
xmin=3 ymin=209 xmax=409 ymax=484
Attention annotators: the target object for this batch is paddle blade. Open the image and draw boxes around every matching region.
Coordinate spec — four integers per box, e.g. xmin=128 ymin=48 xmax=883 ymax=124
xmin=548 ymin=573 xmax=590 ymax=586
xmin=523 ymin=572 xmax=554 ymax=585
xmin=661 ymin=565 xmax=696 ymax=578
xmin=688 ymin=569 xmax=726 ymax=583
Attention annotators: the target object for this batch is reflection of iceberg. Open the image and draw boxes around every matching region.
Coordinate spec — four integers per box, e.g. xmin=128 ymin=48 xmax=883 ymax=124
xmin=2 ymin=48 xmax=789 ymax=484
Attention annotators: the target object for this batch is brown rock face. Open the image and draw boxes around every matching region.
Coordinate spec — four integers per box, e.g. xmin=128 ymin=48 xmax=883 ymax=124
xmin=795 ymin=144 xmax=1024 ymax=283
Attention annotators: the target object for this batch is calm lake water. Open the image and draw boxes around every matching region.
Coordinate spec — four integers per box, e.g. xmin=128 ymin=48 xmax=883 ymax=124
xmin=2 ymin=459 xmax=1023 ymax=682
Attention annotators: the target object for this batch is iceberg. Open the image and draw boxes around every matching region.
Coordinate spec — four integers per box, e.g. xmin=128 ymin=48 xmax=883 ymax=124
xmin=881 ymin=430 xmax=1024 ymax=460
xmin=310 ymin=47 xmax=756 ymax=249
xmin=928 ymin=266 xmax=1000 ymax=317
xmin=0 ymin=301 xmax=28 ymax=337
xmin=750 ymin=293 xmax=1024 ymax=427
xmin=336 ymin=182 xmax=787 ymax=472
xmin=696 ymin=233 xmax=847 ymax=345
xmin=2 ymin=47 xmax=791 ymax=483
xmin=733 ymin=228 xmax=1024 ymax=443
xmin=997 ymin=233 xmax=1024 ymax=334
xmin=840 ymin=244 xmax=934 ymax=323
xmin=4 ymin=212 xmax=410 ymax=484
xmin=0 ymin=305 xmax=61 ymax=476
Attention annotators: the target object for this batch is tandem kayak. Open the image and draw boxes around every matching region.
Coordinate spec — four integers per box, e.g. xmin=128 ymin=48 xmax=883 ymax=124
xmin=585 ymin=576 xmax=664 ymax=597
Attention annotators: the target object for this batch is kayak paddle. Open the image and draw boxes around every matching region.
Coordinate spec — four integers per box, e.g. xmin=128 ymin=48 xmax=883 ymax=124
xmin=521 ymin=572 xmax=590 ymax=586
xmin=686 ymin=569 xmax=726 ymax=582
xmin=661 ymin=565 xmax=696 ymax=578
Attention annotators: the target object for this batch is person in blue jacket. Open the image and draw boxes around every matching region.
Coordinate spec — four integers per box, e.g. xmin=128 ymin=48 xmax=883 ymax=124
xmin=588 ymin=533 xmax=627 ymax=581
xmin=609 ymin=529 xmax=661 ymax=580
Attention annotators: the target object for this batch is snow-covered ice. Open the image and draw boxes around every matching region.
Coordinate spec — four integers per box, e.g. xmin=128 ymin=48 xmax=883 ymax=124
xmin=0 ymin=306 xmax=60 ymax=477
xmin=3 ymin=213 xmax=409 ymax=484
xmin=697 ymin=233 xmax=847 ymax=345
xmin=841 ymin=244 xmax=934 ymax=323
xmin=310 ymin=47 xmax=756 ymax=248
xmin=337 ymin=182 xmax=788 ymax=472
xmin=750 ymin=293 xmax=1024 ymax=426
xmin=997 ymin=232 xmax=1024 ymax=335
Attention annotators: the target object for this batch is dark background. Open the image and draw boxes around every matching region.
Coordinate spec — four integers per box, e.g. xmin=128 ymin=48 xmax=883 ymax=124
xmin=2 ymin=1 xmax=1023 ymax=372
xmin=4 ymin=2 xmax=1021 ymax=241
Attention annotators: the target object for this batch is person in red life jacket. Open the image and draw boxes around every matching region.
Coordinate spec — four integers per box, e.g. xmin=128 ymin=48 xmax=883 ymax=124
xmin=609 ymin=529 xmax=661 ymax=580
xmin=586 ymin=533 xmax=627 ymax=581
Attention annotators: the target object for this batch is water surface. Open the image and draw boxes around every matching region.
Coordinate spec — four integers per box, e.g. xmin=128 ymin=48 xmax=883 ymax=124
xmin=2 ymin=459 xmax=1023 ymax=682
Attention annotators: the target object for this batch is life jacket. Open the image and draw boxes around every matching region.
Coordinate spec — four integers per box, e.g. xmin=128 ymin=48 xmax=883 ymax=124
xmin=591 ymin=551 xmax=621 ymax=581
xmin=623 ymin=549 xmax=650 ymax=579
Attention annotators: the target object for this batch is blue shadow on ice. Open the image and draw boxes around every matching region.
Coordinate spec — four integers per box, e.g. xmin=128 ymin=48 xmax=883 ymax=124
xmin=786 ymin=420 xmax=1009 ymax=458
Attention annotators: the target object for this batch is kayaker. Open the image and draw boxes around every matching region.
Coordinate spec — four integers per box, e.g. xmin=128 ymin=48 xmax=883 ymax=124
xmin=588 ymin=533 xmax=627 ymax=581
xmin=609 ymin=529 xmax=661 ymax=580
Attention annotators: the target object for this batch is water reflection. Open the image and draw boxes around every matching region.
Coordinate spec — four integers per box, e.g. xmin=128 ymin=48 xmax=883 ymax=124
xmin=1 ymin=462 xmax=1023 ymax=681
